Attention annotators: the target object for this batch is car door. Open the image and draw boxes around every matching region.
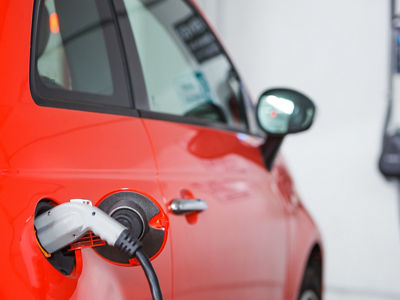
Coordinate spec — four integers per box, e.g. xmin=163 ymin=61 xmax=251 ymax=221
xmin=2 ymin=0 xmax=172 ymax=299
xmin=116 ymin=0 xmax=289 ymax=298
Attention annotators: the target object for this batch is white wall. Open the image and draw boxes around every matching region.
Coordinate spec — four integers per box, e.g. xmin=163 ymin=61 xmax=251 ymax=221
xmin=196 ymin=1 xmax=400 ymax=299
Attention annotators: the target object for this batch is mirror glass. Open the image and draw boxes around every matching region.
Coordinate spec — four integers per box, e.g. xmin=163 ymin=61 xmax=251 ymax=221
xmin=256 ymin=88 xmax=316 ymax=135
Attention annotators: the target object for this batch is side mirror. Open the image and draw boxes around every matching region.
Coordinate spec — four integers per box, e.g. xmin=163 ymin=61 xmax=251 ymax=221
xmin=257 ymin=88 xmax=315 ymax=136
xmin=256 ymin=88 xmax=316 ymax=170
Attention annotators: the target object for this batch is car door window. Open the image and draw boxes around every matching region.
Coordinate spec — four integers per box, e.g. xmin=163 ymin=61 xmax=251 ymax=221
xmin=122 ymin=0 xmax=248 ymax=130
xmin=31 ymin=0 xmax=132 ymax=111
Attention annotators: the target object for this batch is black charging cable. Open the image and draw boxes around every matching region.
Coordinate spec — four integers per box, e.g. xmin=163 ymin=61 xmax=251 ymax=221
xmin=115 ymin=230 xmax=163 ymax=300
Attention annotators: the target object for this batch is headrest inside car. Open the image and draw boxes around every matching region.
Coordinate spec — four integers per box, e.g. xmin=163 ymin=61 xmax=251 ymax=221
xmin=37 ymin=2 xmax=50 ymax=58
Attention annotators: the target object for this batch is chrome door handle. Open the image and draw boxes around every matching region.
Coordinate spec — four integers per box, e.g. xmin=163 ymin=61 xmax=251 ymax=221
xmin=170 ymin=199 xmax=208 ymax=215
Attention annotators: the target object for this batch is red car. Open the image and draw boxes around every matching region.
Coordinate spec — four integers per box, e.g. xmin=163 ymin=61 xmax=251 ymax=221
xmin=0 ymin=0 xmax=323 ymax=299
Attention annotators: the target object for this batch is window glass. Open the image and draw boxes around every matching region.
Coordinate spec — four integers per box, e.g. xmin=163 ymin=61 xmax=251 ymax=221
xmin=123 ymin=0 xmax=248 ymax=130
xmin=34 ymin=0 xmax=131 ymax=108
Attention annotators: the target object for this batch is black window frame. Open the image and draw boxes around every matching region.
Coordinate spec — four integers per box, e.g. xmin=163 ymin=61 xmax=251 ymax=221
xmin=114 ymin=0 xmax=258 ymax=134
xmin=30 ymin=0 xmax=261 ymax=136
xmin=29 ymin=0 xmax=139 ymax=117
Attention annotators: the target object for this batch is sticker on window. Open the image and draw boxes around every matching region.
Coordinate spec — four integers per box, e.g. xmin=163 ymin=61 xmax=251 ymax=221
xmin=175 ymin=71 xmax=213 ymax=111
xmin=175 ymin=15 xmax=222 ymax=63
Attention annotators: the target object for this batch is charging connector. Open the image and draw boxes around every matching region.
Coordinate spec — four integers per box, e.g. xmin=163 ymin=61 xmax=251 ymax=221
xmin=34 ymin=199 xmax=163 ymax=300
xmin=35 ymin=199 xmax=126 ymax=253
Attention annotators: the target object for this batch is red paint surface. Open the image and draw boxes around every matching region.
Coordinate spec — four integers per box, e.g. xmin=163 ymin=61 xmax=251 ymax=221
xmin=143 ymin=119 xmax=289 ymax=299
xmin=0 ymin=2 xmax=172 ymax=299
xmin=0 ymin=0 xmax=322 ymax=299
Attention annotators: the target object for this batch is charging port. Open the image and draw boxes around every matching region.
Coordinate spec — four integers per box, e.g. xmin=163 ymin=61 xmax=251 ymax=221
xmin=95 ymin=191 xmax=168 ymax=266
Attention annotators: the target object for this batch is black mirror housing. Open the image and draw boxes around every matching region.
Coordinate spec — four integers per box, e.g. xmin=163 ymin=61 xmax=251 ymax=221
xmin=256 ymin=88 xmax=316 ymax=170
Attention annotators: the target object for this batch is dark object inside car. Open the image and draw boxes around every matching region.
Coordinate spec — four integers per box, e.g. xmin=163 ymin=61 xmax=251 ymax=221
xmin=379 ymin=132 xmax=400 ymax=177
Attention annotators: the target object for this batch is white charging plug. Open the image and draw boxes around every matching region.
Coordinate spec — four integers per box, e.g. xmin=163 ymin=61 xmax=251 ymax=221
xmin=34 ymin=199 xmax=127 ymax=254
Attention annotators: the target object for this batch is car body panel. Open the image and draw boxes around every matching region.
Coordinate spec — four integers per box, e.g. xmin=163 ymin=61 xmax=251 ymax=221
xmin=0 ymin=1 xmax=172 ymax=299
xmin=143 ymin=118 xmax=288 ymax=299
xmin=0 ymin=0 xmax=323 ymax=299
xmin=284 ymin=200 xmax=323 ymax=300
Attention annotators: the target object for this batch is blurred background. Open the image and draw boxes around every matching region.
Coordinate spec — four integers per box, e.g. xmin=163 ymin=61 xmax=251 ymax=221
xmin=196 ymin=1 xmax=400 ymax=299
